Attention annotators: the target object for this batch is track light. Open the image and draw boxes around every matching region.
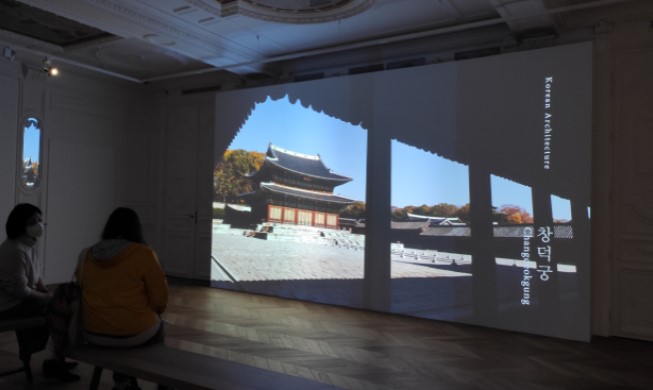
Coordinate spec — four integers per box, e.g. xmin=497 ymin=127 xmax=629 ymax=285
xmin=42 ymin=58 xmax=59 ymax=76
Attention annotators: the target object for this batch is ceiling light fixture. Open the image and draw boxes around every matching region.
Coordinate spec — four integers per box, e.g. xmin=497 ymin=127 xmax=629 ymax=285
xmin=42 ymin=57 xmax=59 ymax=76
xmin=9 ymin=45 xmax=139 ymax=82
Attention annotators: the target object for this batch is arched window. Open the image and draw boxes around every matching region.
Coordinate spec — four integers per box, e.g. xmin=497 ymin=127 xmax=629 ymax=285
xmin=20 ymin=117 xmax=42 ymax=189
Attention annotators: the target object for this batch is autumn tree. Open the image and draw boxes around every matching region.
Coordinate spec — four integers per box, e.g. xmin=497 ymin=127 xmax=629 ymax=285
xmin=389 ymin=203 xmax=470 ymax=222
xmin=214 ymin=149 xmax=264 ymax=203
xmin=492 ymin=206 xmax=508 ymax=224
xmin=496 ymin=204 xmax=534 ymax=224
xmin=417 ymin=204 xmax=431 ymax=216
xmin=341 ymin=201 xmax=366 ymax=220
xmin=391 ymin=207 xmax=407 ymax=220
xmin=455 ymin=203 xmax=471 ymax=222
xmin=430 ymin=203 xmax=458 ymax=217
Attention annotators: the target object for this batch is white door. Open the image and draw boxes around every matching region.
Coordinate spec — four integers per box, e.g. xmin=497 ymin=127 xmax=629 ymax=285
xmin=161 ymin=105 xmax=198 ymax=277
xmin=611 ymin=49 xmax=653 ymax=342
xmin=160 ymin=100 xmax=214 ymax=280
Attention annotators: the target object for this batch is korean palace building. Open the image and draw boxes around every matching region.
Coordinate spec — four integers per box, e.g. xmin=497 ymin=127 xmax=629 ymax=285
xmin=239 ymin=144 xmax=356 ymax=229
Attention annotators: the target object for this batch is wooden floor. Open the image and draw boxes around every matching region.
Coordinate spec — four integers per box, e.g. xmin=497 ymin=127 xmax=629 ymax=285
xmin=1 ymin=278 xmax=652 ymax=389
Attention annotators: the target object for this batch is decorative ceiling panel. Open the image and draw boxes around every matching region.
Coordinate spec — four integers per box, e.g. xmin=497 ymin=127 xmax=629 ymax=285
xmin=0 ymin=0 xmax=651 ymax=84
xmin=0 ymin=0 xmax=112 ymax=46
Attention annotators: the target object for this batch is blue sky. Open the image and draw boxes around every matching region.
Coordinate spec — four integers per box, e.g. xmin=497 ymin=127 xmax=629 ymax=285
xmin=391 ymin=140 xmax=469 ymax=208
xmin=490 ymin=175 xmax=571 ymax=221
xmin=23 ymin=118 xmax=41 ymax=163
xmin=229 ymin=96 xmax=367 ymax=202
xmin=227 ymin=96 xmax=572 ymax=221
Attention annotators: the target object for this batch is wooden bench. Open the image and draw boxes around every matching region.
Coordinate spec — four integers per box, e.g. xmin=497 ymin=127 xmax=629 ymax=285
xmin=0 ymin=316 xmax=47 ymax=382
xmin=68 ymin=343 xmax=341 ymax=390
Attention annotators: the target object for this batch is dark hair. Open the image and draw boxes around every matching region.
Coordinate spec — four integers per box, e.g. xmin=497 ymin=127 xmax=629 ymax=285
xmin=101 ymin=207 xmax=146 ymax=244
xmin=5 ymin=203 xmax=42 ymax=240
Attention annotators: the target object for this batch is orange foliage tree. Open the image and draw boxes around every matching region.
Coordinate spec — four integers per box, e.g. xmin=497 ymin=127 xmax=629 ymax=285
xmin=497 ymin=205 xmax=534 ymax=224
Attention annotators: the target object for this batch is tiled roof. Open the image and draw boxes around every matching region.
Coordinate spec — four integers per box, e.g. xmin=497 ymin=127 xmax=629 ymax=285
xmin=390 ymin=221 xmax=426 ymax=230
xmin=266 ymin=144 xmax=352 ymax=183
xmin=392 ymin=223 xmax=574 ymax=238
xmin=257 ymin=182 xmax=356 ymax=205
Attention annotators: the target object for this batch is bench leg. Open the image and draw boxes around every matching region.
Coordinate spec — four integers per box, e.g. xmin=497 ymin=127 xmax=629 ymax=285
xmin=89 ymin=366 xmax=103 ymax=390
xmin=89 ymin=367 xmax=142 ymax=390
xmin=20 ymin=355 xmax=33 ymax=383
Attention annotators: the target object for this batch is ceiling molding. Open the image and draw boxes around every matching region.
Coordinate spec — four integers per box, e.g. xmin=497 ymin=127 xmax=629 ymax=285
xmin=2 ymin=0 xmax=651 ymax=85
xmin=22 ymin=0 xmax=227 ymax=56
xmin=238 ymin=0 xmax=375 ymax=24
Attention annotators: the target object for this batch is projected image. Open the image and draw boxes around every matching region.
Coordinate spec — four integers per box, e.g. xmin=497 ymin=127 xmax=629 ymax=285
xmin=211 ymin=96 xmax=368 ymax=307
xmin=384 ymin=45 xmax=591 ymax=339
xmin=388 ymin=143 xmax=581 ymax=320
xmin=389 ymin=141 xmax=473 ymax=318
xmin=213 ymin=42 xmax=592 ymax=341
xmin=490 ymin=175 xmax=534 ymax=226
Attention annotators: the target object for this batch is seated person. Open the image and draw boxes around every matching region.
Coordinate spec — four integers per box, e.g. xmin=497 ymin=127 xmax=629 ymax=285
xmin=0 ymin=203 xmax=79 ymax=382
xmin=77 ymin=207 xmax=168 ymax=390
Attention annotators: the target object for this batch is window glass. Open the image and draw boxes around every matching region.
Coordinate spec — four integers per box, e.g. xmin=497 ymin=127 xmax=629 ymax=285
xmin=21 ymin=117 xmax=41 ymax=189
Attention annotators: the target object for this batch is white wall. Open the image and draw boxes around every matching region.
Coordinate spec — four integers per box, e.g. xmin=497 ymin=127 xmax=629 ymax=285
xmin=0 ymin=57 xmax=158 ymax=284
xmin=0 ymin=69 xmax=19 ymax=231
xmin=592 ymin=20 xmax=653 ymax=341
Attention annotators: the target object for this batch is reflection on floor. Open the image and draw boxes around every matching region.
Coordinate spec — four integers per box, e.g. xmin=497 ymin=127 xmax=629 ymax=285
xmin=1 ymin=279 xmax=651 ymax=389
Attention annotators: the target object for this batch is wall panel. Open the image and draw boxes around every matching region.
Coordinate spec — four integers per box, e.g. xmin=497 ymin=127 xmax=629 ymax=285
xmin=609 ymin=32 xmax=653 ymax=341
xmin=0 ymin=74 xmax=18 ymax=226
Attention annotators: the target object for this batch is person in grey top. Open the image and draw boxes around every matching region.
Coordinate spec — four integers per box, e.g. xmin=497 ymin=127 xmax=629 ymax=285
xmin=0 ymin=204 xmax=49 ymax=310
xmin=0 ymin=203 xmax=79 ymax=382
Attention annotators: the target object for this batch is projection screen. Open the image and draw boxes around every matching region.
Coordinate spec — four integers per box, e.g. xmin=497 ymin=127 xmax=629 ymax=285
xmin=212 ymin=42 xmax=592 ymax=341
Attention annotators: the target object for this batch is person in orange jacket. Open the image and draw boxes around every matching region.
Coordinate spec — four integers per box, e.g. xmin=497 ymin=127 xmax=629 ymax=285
xmin=77 ymin=207 xmax=168 ymax=390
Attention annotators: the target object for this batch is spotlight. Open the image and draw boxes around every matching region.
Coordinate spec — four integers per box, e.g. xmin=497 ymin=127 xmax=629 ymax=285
xmin=42 ymin=58 xmax=59 ymax=77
